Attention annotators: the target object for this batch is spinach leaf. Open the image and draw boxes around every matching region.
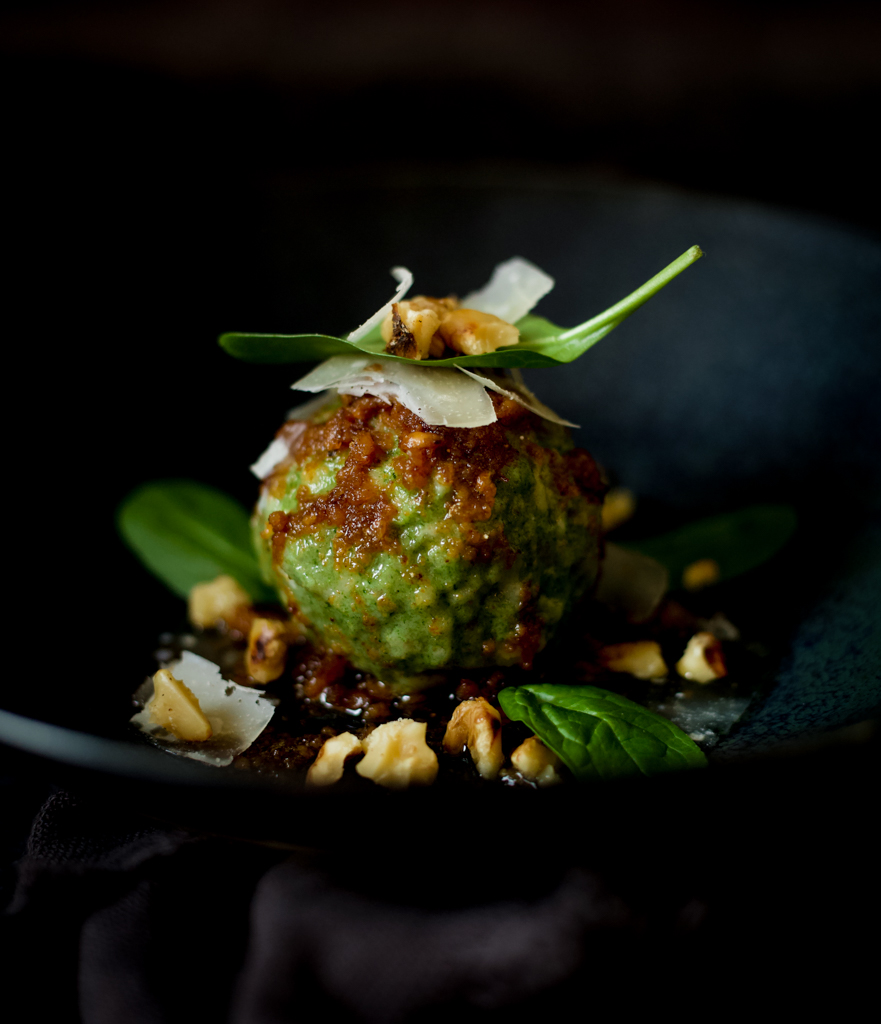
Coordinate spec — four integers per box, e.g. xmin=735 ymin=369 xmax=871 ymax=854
xmin=499 ymin=684 xmax=707 ymax=781
xmin=219 ymin=246 xmax=703 ymax=369
xmin=117 ymin=480 xmax=275 ymax=602
xmin=623 ymin=504 xmax=797 ymax=588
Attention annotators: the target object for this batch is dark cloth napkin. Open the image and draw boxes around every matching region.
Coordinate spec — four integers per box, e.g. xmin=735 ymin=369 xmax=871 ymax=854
xmin=7 ymin=768 xmax=874 ymax=1023
xmin=3 ymin=787 xmax=714 ymax=1023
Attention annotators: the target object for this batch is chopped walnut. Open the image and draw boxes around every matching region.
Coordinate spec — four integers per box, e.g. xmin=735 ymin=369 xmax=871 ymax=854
xmin=511 ymin=736 xmax=563 ymax=787
xmin=601 ymin=487 xmax=636 ymax=532
xmin=146 ymin=668 xmax=213 ymax=742
xmin=682 ymin=558 xmax=721 ymax=591
xmin=438 ymin=308 xmax=520 ymax=356
xmin=676 ymin=632 xmax=727 ymax=683
xmin=442 ymin=696 xmax=504 ymax=780
xmin=246 ymin=617 xmax=292 ymax=684
xmin=355 ymin=719 xmax=438 ymax=789
xmin=600 ymin=640 xmax=669 ymax=681
xmin=381 ymin=296 xmax=458 ymax=359
xmin=188 ymin=575 xmax=251 ymax=631
xmin=306 ymin=732 xmax=363 ymax=787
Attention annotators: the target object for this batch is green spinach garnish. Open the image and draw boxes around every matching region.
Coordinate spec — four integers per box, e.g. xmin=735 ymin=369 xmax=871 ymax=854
xmin=117 ymin=480 xmax=274 ymax=602
xmin=624 ymin=504 xmax=797 ymax=588
xmin=219 ymin=246 xmax=703 ymax=369
xmin=499 ymin=684 xmax=707 ymax=781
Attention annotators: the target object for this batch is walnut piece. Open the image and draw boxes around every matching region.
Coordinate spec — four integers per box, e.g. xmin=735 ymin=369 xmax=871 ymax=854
xmin=600 ymin=640 xmax=669 ymax=681
xmin=307 ymin=732 xmax=363 ymax=787
xmin=511 ymin=735 xmax=563 ymax=787
xmin=601 ymin=487 xmax=636 ymax=532
xmin=355 ymin=719 xmax=438 ymax=789
xmin=381 ymin=296 xmax=458 ymax=359
xmin=438 ymin=308 xmax=519 ymax=356
xmin=246 ymin=617 xmax=292 ymax=683
xmin=380 ymin=296 xmax=518 ymax=359
xmin=146 ymin=668 xmax=213 ymax=742
xmin=442 ymin=696 xmax=504 ymax=780
xmin=188 ymin=574 xmax=251 ymax=631
xmin=682 ymin=558 xmax=721 ymax=591
xmin=676 ymin=632 xmax=727 ymax=683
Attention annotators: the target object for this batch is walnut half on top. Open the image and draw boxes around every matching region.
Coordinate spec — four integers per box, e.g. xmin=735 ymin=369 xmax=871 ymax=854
xmin=381 ymin=295 xmax=519 ymax=360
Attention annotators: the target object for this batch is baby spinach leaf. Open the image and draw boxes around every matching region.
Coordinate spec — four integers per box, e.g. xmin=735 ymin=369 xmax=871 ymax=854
xmin=623 ymin=504 xmax=797 ymax=588
xmin=219 ymin=246 xmax=703 ymax=369
xmin=499 ymin=684 xmax=707 ymax=782
xmin=117 ymin=480 xmax=275 ymax=602
xmin=218 ymin=332 xmax=367 ymax=365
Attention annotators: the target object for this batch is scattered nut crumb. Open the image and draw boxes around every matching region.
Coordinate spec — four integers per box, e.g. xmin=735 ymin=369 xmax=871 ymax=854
xmin=442 ymin=697 xmax=504 ymax=780
xmin=600 ymin=640 xmax=669 ymax=681
xmin=246 ymin=618 xmax=292 ymax=683
xmin=306 ymin=732 xmax=363 ymax=787
xmin=356 ymin=719 xmax=438 ymax=789
xmin=676 ymin=631 xmax=728 ymax=683
xmin=511 ymin=736 xmax=562 ymax=787
xmin=601 ymin=487 xmax=636 ymax=532
xmin=682 ymin=558 xmax=721 ymax=591
xmin=188 ymin=575 xmax=251 ymax=631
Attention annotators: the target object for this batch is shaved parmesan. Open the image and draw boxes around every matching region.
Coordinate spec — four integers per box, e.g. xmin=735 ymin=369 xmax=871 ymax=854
xmin=293 ymin=355 xmax=497 ymax=428
xmin=131 ymin=651 xmax=275 ymax=767
xmin=461 ymin=257 xmax=554 ymax=324
xmin=596 ymin=544 xmax=669 ymax=624
xmin=457 ymin=367 xmax=579 ymax=428
xmin=347 ymin=266 xmax=413 ymax=342
xmin=250 ymin=437 xmax=289 ymax=480
xmin=285 ymin=393 xmax=335 ymax=421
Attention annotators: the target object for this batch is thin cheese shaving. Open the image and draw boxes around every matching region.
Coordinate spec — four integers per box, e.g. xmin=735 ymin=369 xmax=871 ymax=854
xmin=461 ymin=257 xmax=554 ymax=324
xmin=290 ymin=260 xmax=571 ymax=429
xmin=293 ymin=355 xmax=497 ymax=428
xmin=250 ymin=437 xmax=289 ymax=480
xmin=456 ymin=367 xmax=579 ymax=428
xmin=131 ymin=651 xmax=276 ymax=767
xmin=347 ymin=266 xmax=413 ymax=342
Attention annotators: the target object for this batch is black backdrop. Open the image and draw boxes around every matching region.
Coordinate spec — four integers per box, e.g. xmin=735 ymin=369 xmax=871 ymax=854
xmin=2 ymin=4 xmax=879 ymax=1018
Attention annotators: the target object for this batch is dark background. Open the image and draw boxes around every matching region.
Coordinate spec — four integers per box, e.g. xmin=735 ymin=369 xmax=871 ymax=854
xmin=2 ymin=5 xmax=879 ymax=1017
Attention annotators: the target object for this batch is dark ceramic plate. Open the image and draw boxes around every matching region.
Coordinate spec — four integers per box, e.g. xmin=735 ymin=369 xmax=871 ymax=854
xmin=3 ymin=175 xmax=879 ymax=847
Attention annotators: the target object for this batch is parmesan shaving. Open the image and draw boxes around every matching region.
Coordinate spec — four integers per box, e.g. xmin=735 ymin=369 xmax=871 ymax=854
xmin=292 ymin=355 xmax=497 ymax=428
xmin=347 ymin=266 xmax=413 ymax=342
xmin=457 ymin=368 xmax=579 ymax=428
xmin=131 ymin=651 xmax=275 ymax=767
xmin=595 ymin=544 xmax=669 ymax=624
xmin=250 ymin=437 xmax=289 ymax=480
xmin=461 ymin=257 xmax=554 ymax=324
xmin=286 ymin=393 xmax=335 ymax=421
